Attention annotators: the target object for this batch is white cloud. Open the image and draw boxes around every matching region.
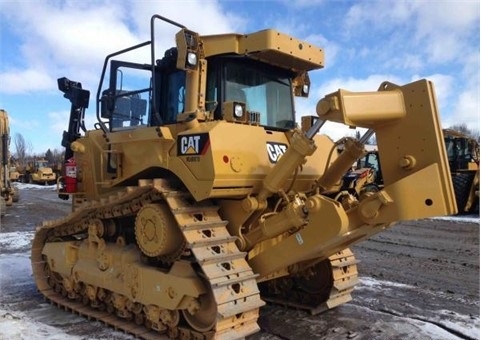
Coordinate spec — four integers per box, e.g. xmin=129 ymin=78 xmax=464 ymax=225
xmin=0 ymin=69 xmax=55 ymax=94
xmin=315 ymin=74 xmax=402 ymax=95
xmin=47 ymin=110 xmax=72 ymax=137
xmin=5 ymin=2 xmax=134 ymax=65
xmin=446 ymin=89 xmax=480 ymax=132
xmin=47 ymin=109 xmax=98 ymax=136
xmin=343 ymin=1 xmax=479 ymax=70
xmin=0 ymin=0 xmax=243 ymax=95
xmin=382 ymin=54 xmax=424 ymax=74
xmin=127 ymin=1 xmax=245 ymax=35
xmin=413 ymin=1 xmax=479 ymax=39
xmin=303 ymin=33 xmax=339 ymax=69
xmin=345 ymin=1 xmax=411 ymax=29
xmin=280 ymin=0 xmax=326 ymax=8
xmin=1 ymin=2 xmax=136 ymax=94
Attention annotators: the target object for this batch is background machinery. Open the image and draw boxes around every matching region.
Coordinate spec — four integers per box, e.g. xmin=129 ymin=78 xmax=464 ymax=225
xmin=32 ymin=15 xmax=456 ymax=339
xmin=17 ymin=157 xmax=57 ymax=185
xmin=9 ymin=162 xmax=21 ymax=182
xmin=0 ymin=109 xmax=19 ymax=216
xmin=444 ymin=128 xmax=479 ymax=213
xmin=337 ymin=148 xmax=383 ymax=209
xmin=351 ymin=129 xmax=479 ymax=215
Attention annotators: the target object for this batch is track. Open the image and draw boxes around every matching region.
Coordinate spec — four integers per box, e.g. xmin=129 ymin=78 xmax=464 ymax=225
xmin=30 ymin=178 xmax=362 ymax=339
xmin=260 ymin=249 xmax=359 ymax=315
xmin=31 ymin=179 xmax=264 ymax=339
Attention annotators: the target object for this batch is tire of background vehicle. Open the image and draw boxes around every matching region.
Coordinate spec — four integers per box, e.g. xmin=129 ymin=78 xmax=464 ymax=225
xmin=5 ymin=196 xmax=13 ymax=207
xmin=451 ymin=172 xmax=475 ymax=214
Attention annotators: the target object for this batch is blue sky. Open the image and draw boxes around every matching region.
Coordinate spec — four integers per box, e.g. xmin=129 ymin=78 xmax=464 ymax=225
xmin=0 ymin=0 xmax=479 ymax=155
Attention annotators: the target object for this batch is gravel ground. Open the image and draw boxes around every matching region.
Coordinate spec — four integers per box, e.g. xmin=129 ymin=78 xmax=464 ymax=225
xmin=0 ymin=184 xmax=479 ymax=340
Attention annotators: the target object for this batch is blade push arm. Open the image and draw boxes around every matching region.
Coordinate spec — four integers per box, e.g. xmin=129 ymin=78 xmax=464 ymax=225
xmin=247 ymin=79 xmax=457 ymax=278
xmin=317 ymin=79 xmax=456 ymax=220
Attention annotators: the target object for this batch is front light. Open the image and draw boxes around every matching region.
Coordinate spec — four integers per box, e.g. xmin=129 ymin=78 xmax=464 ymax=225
xmin=303 ymin=84 xmax=309 ymax=95
xmin=187 ymin=52 xmax=197 ymax=67
xmin=234 ymin=104 xmax=244 ymax=118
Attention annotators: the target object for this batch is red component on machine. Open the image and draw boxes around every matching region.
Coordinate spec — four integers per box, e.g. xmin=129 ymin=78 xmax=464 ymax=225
xmin=64 ymin=158 xmax=77 ymax=193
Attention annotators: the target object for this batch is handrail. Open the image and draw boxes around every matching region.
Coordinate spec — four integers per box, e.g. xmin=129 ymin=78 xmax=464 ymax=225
xmin=95 ymin=14 xmax=188 ymax=134
xmin=95 ymin=41 xmax=151 ymax=133
xmin=149 ymin=15 xmax=186 ymax=126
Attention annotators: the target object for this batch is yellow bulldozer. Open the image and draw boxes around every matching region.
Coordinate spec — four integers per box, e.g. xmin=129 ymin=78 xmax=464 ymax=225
xmin=32 ymin=15 xmax=456 ymax=339
xmin=0 ymin=109 xmax=19 ymax=216
xmin=17 ymin=157 xmax=57 ymax=185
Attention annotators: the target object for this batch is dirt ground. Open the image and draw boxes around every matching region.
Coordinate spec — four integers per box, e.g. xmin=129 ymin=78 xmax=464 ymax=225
xmin=0 ymin=185 xmax=479 ymax=339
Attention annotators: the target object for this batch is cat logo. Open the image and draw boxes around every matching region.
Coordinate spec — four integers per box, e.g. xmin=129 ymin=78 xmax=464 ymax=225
xmin=178 ymin=133 xmax=210 ymax=156
xmin=266 ymin=142 xmax=288 ymax=163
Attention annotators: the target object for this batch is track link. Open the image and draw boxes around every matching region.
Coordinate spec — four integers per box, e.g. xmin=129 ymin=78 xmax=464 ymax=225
xmin=161 ymin=182 xmax=265 ymax=338
xmin=260 ymin=248 xmax=359 ymax=315
xmin=31 ymin=178 xmax=264 ymax=339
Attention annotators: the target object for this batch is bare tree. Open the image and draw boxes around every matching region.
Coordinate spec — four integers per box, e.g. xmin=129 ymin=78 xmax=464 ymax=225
xmin=355 ymin=130 xmax=361 ymax=140
xmin=52 ymin=148 xmax=65 ymax=164
xmin=45 ymin=149 xmax=54 ymax=164
xmin=14 ymin=133 xmax=26 ymax=166
xmin=448 ymin=123 xmax=479 ymax=139
xmin=14 ymin=133 xmax=32 ymax=167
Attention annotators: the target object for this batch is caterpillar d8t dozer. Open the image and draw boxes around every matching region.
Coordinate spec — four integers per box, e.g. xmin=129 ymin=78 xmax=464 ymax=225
xmin=32 ymin=15 xmax=457 ymax=339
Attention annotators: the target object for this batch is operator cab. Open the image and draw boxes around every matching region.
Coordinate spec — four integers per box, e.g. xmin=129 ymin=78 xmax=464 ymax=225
xmin=99 ymin=52 xmax=296 ymax=132
xmin=97 ymin=17 xmax=319 ymax=134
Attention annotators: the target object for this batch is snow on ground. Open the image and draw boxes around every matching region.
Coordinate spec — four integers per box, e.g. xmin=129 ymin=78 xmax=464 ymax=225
xmin=358 ymin=277 xmax=480 ymax=340
xmin=0 ymin=253 xmax=136 ymax=340
xmin=0 ymin=231 xmax=34 ymax=249
xmin=430 ymin=215 xmax=479 ymax=224
xmin=12 ymin=183 xmax=57 ymax=191
xmin=0 ymin=253 xmax=32 ymax=293
xmin=0 ymin=308 xmax=83 ymax=340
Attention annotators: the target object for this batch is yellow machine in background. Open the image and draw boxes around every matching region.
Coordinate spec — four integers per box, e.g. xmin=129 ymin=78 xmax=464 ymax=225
xmin=444 ymin=129 xmax=479 ymax=213
xmin=18 ymin=157 xmax=57 ymax=185
xmin=351 ymin=129 xmax=479 ymax=215
xmin=32 ymin=15 xmax=456 ymax=339
xmin=0 ymin=109 xmax=19 ymax=216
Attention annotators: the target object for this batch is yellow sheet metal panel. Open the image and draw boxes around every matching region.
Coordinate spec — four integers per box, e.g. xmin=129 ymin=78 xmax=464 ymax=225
xmin=202 ymin=29 xmax=324 ymax=72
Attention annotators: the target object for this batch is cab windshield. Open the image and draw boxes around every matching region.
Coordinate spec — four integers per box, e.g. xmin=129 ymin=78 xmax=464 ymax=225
xmin=208 ymin=58 xmax=296 ymax=130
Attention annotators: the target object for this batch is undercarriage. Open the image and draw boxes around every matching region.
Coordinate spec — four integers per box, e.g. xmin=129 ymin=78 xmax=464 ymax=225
xmin=32 ymin=179 xmax=358 ymax=339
